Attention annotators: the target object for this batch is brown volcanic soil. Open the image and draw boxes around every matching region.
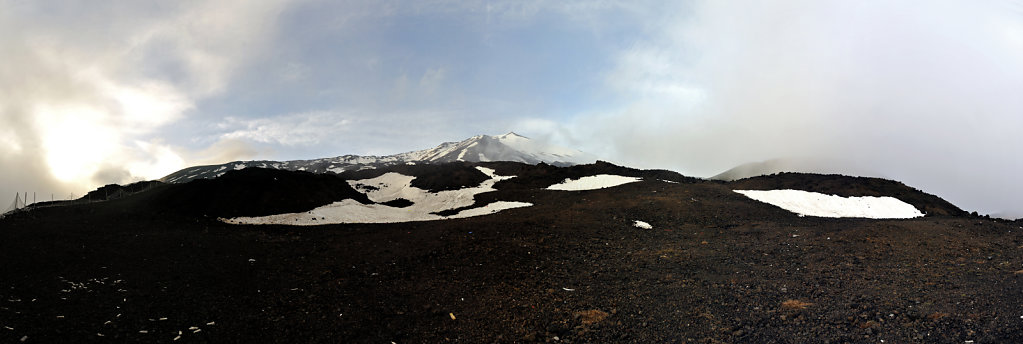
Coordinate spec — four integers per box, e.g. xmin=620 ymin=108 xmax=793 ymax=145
xmin=2 ymin=163 xmax=1023 ymax=343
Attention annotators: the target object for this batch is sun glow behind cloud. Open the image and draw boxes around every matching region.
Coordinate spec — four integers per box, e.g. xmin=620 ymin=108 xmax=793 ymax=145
xmin=0 ymin=0 xmax=289 ymax=197
xmin=29 ymin=68 xmax=194 ymax=185
xmin=37 ymin=105 xmax=118 ymax=182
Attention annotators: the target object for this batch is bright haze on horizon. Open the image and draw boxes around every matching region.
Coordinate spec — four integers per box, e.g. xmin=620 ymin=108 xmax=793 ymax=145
xmin=1 ymin=1 xmax=1021 ymax=218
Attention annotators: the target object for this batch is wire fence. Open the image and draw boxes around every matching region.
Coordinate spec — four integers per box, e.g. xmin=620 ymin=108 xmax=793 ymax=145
xmin=1 ymin=182 xmax=161 ymax=220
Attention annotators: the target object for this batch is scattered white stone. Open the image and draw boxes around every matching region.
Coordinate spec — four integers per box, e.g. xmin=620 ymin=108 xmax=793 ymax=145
xmin=206 ymin=321 xmax=216 ymax=326
xmin=139 ymin=330 xmax=148 ymax=334
xmin=633 ymin=220 xmax=653 ymax=229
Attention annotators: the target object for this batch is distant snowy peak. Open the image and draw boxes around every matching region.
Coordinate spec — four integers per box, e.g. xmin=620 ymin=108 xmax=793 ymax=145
xmin=161 ymin=133 xmax=598 ymax=183
xmin=406 ymin=132 xmax=597 ymax=165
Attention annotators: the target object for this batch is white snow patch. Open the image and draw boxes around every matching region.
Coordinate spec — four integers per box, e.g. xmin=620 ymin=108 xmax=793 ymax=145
xmin=224 ymin=166 xmax=531 ymax=225
xmin=233 ymin=164 xmax=246 ymax=170
xmin=734 ymin=189 xmax=924 ymax=219
xmin=546 ymin=175 xmax=642 ymax=191
xmin=456 ymin=142 xmax=477 ymax=161
xmin=327 ymin=166 xmax=345 ymax=174
xmin=448 ymin=201 xmax=533 ymax=218
xmin=633 ymin=220 xmax=653 ymax=229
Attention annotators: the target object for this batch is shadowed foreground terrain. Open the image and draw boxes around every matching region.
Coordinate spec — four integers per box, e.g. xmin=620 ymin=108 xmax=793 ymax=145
xmin=1 ymin=162 xmax=1021 ymax=343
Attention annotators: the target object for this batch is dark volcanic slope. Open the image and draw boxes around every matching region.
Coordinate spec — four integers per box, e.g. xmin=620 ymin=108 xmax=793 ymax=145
xmin=338 ymin=162 xmax=490 ymax=192
xmin=147 ymin=168 xmax=371 ymax=218
xmin=3 ymin=162 xmax=1020 ymax=343
xmin=485 ymin=160 xmax=700 ymax=191
xmin=728 ymin=172 xmax=966 ymax=217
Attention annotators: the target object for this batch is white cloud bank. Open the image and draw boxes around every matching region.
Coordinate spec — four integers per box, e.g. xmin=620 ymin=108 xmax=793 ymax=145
xmin=523 ymin=0 xmax=1023 ymax=217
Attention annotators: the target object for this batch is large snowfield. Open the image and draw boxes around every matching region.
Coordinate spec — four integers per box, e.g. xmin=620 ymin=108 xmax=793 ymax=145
xmin=546 ymin=175 xmax=642 ymax=191
xmin=734 ymin=189 xmax=924 ymax=219
xmin=224 ymin=167 xmax=531 ymax=225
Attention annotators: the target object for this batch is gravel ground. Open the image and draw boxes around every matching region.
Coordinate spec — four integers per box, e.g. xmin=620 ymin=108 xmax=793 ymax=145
xmin=1 ymin=163 xmax=1020 ymax=343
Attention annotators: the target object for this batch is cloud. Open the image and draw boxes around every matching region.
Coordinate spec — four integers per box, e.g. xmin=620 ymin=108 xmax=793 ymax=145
xmin=213 ymin=107 xmax=493 ymax=159
xmin=418 ymin=68 xmax=447 ymax=95
xmin=220 ymin=111 xmax=355 ymax=147
xmin=184 ymin=138 xmax=264 ymax=167
xmin=536 ymin=0 xmax=1023 ymax=215
xmin=0 ymin=0 xmax=293 ymax=199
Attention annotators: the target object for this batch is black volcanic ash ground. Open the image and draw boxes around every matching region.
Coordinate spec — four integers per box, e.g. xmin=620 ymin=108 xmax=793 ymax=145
xmin=1 ymin=162 xmax=1021 ymax=343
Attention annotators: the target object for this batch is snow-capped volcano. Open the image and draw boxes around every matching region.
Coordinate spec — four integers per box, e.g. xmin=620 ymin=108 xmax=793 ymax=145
xmin=401 ymin=132 xmax=595 ymax=165
xmin=161 ymin=132 xmax=597 ymax=183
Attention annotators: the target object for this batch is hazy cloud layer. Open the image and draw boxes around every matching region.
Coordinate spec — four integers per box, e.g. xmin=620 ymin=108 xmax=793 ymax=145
xmin=526 ymin=0 xmax=1023 ymax=217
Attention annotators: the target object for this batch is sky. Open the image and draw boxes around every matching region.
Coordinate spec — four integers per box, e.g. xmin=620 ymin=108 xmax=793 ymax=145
xmin=2 ymin=0 xmax=1022 ymax=218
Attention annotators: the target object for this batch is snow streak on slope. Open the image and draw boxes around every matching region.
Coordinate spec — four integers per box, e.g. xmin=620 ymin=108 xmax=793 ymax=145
xmin=162 ymin=133 xmax=597 ymax=183
xmin=734 ymin=189 xmax=924 ymax=219
xmin=223 ymin=167 xmax=531 ymax=225
xmin=546 ymin=175 xmax=642 ymax=191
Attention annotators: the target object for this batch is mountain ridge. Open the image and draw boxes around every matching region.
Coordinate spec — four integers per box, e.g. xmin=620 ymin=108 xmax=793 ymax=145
xmin=160 ymin=132 xmax=597 ymax=184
